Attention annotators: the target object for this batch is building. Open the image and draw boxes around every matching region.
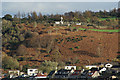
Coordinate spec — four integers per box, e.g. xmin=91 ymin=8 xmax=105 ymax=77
xmin=99 ymin=67 xmax=107 ymax=73
xmin=80 ymin=69 xmax=100 ymax=79
xmin=65 ymin=66 xmax=76 ymax=70
xmin=9 ymin=70 xmax=20 ymax=78
xmin=54 ymin=69 xmax=74 ymax=78
xmin=87 ymin=70 xmax=100 ymax=78
xmin=105 ymin=63 xmax=113 ymax=68
xmin=85 ymin=65 xmax=97 ymax=69
xmin=35 ymin=73 xmax=47 ymax=78
xmin=69 ymin=70 xmax=81 ymax=78
xmin=76 ymin=23 xmax=82 ymax=25
xmin=47 ymin=70 xmax=57 ymax=78
xmin=27 ymin=69 xmax=38 ymax=76
xmin=55 ymin=17 xmax=64 ymax=25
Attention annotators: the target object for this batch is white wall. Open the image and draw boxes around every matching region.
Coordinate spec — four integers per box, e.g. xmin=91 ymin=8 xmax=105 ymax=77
xmin=65 ymin=66 xmax=76 ymax=70
xmin=27 ymin=69 xmax=38 ymax=76
xmin=85 ymin=65 xmax=97 ymax=69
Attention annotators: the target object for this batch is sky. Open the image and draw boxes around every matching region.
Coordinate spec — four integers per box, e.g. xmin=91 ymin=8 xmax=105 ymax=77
xmin=1 ymin=2 xmax=119 ymax=17
xmin=1 ymin=0 xmax=120 ymax=2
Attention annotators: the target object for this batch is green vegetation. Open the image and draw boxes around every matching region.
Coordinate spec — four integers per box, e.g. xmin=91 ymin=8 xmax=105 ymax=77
xmin=2 ymin=8 xmax=119 ymax=72
xmin=117 ymin=55 xmax=120 ymax=59
xmin=99 ymin=17 xmax=117 ymax=21
xmin=69 ymin=48 xmax=74 ymax=50
xmin=73 ymin=27 xmax=120 ymax=32
xmin=89 ymin=28 xmax=120 ymax=32
xmin=38 ymin=60 xmax=58 ymax=73
xmin=2 ymin=56 xmax=19 ymax=70
xmin=75 ymin=46 xmax=80 ymax=49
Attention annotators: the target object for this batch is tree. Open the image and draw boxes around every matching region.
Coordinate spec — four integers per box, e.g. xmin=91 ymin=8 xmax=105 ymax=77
xmin=83 ymin=10 xmax=92 ymax=18
xmin=39 ymin=60 xmax=58 ymax=73
xmin=16 ymin=11 xmax=21 ymax=23
xmin=90 ymin=16 xmax=99 ymax=24
xmin=16 ymin=44 xmax=28 ymax=56
xmin=27 ymin=13 xmax=32 ymax=22
xmin=2 ymin=56 xmax=19 ymax=69
xmin=38 ymin=12 xmax=43 ymax=22
xmin=33 ymin=21 xmax=37 ymax=28
xmin=3 ymin=14 xmax=13 ymax=21
xmin=31 ymin=11 xmax=38 ymax=21
xmin=19 ymin=34 xmax=25 ymax=41
xmin=51 ymin=46 xmax=62 ymax=62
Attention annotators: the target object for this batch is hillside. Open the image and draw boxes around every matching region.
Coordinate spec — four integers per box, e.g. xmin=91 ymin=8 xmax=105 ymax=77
xmin=2 ymin=23 xmax=119 ymax=69
xmin=2 ymin=9 xmax=120 ymax=73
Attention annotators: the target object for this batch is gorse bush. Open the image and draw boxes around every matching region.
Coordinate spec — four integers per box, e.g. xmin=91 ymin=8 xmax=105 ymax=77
xmin=69 ymin=48 xmax=74 ymax=50
xmin=75 ymin=46 xmax=80 ymax=49
xmin=39 ymin=60 xmax=58 ymax=73
xmin=2 ymin=56 xmax=19 ymax=69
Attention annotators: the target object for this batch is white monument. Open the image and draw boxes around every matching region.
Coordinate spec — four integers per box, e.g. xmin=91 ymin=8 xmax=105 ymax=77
xmin=60 ymin=17 xmax=63 ymax=24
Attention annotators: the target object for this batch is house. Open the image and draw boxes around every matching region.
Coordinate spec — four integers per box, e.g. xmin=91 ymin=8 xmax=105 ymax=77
xmin=99 ymin=67 xmax=107 ymax=73
xmin=76 ymin=23 xmax=82 ymax=25
xmin=47 ymin=70 xmax=57 ymax=78
xmin=54 ymin=69 xmax=74 ymax=78
xmin=85 ymin=65 xmax=98 ymax=69
xmin=105 ymin=63 xmax=113 ymax=68
xmin=65 ymin=66 xmax=76 ymax=70
xmin=69 ymin=70 xmax=81 ymax=78
xmin=35 ymin=73 xmax=47 ymax=78
xmin=87 ymin=70 xmax=100 ymax=78
xmin=8 ymin=70 xmax=20 ymax=78
xmin=55 ymin=22 xmax=60 ymax=24
xmin=27 ymin=69 xmax=38 ymax=76
xmin=20 ymin=74 xmax=29 ymax=78
xmin=80 ymin=69 xmax=100 ymax=79
xmin=19 ymin=72 xmax=25 ymax=75
xmin=111 ymin=65 xmax=120 ymax=73
xmin=55 ymin=17 xmax=63 ymax=25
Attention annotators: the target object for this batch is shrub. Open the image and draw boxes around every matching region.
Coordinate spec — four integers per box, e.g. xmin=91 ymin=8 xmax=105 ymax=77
xmin=117 ymin=52 xmax=120 ymax=54
xmin=19 ymin=34 xmax=25 ymax=41
xmin=55 ymin=39 xmax=58 ymax=42
xmin=33 ymin=21 xmax=37 ymax=28
xmin=2 ymin=56 xmax=19 ymax=69
xmin=25 ymin=31 xmax=33 ymax=39
xmin=28 ymin=57 xmax=34 ymax=60
xmin=16 ymin=44 xmax=28 ymax=56
xmin=91 ymin=40 xmax=93 ymax=42
xmin=69 ymin=48 xmax=74 ymax=50
xmin=58 ymin=42 xmax=61 ymax=44
xmin=39 ymin=60 xmax=58 ymax=73
xmin=75 ymin=46 xmax=79 ymax=49
xmin=17 ymin=57 xmax=26 ymax=61
xmin=82 ymin=36 xmax=87 ymax=37
xmin=22 ymin=64 xmax=30 ymax=72
xmin=44 ymin=55 xmax=50 ymax=57
xmin=117 ymin=55 xmax=120 ymax=59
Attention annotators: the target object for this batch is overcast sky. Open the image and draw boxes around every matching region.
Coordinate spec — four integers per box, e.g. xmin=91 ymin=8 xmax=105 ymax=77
xmin=1 ymin=2 xmax=119 ymax=17
xmin=1 ymin=0 xmax=120 ymax=2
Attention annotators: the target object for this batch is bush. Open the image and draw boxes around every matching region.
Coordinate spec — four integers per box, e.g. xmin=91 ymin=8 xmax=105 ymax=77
xmin=39 ymin=60 xmax=58 ymax=73
xmin=69 ymin=48 xmax=74 ymax=50
xmin=2 ymin=56 xmax=19 ymax=69
xmin=55 ymin=39 xmax=58 ymax=42
xmin=44 ymin=55 xmax=50 ymax=57
xmin=25 ymin=31 xmax=33 ymax=39
xmin=33 ymin=21 xmax=37 ymax=28
xmin=17 ymin=57 xmax=27 ymax=61
xmin=16 ymin=44 xmax=28 ymax=56
xmin=117 ymin=55 xmax=120 ymax=59
xmin=75 ymin=46 xmax=79 ymax=49
xmin=117 ymin=52 xmax=120 ymax=54
xmin=22 ymin=64 xmax=30 ymax=72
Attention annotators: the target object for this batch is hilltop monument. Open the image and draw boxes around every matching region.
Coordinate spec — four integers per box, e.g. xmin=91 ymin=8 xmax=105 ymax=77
xmin=60 ymin=17 xmax=63 ymax=24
